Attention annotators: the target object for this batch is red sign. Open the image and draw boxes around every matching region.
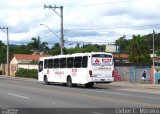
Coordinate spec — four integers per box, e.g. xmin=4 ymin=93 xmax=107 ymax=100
xmin=72 ymin=69 xmax=77 ymax=72
xmin=55 ymin=71 xmax=64 ymax=75
xmin=11 ymin=66 xmax=16 ymax=71
xmin=102 ymin=59 xmax=111 ymax=62
xmin=95 ymin=59 xmax=100 ymax=63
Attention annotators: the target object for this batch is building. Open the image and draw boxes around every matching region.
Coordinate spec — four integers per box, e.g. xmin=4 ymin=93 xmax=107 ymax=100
xmin=9 ymin=54 xmax=51 ymax=76
xmin=113 ymin=53 xmax=129 ymax=63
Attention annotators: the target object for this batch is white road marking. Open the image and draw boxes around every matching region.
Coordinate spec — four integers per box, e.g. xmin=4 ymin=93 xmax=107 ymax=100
xmin=8 ymin=93 xmax=30 ymax=99
xmin=95 ymin=90 xmax=129 ymax=96
xmin=92 ymin=111 xmax=104 ymax=114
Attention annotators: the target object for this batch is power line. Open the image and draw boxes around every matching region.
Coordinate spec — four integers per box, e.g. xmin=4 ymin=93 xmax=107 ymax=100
xmin=40 ymin=33 xmax=54 ymax=39
xmin=44 ymin=5 xmax=64 ymax=55
xmin=66 ymin=40 xmax=115 ymax=44
xmin=66 ymin=0 xmax=138 ymax=7
xmin=67 ymin=24 xmax=160 ymax=31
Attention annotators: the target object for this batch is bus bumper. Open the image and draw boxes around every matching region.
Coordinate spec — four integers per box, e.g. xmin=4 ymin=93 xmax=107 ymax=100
xmin=90 ymin=77 xmax=114 ymax=83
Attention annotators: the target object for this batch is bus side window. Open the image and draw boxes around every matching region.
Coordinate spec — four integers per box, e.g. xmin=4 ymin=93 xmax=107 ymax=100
xmin=60 ymin=58 xmax=66 ymax=68
xmin=39 ymin=61 xmax=43 ymax=72
xmin=67 ymin=57 xmax=74 ymax=68
xmin=74 ymin=57 xmax=82 ymax=68
xmin=82 ymin=56 xmax=88 ymax=68
xmin=44 ymin=59 xmax=48 ymax=68
xmin=54 ymin=59 xmax=60 ymax=68
xmin=48 ymin=59 xmax=53 ymax=68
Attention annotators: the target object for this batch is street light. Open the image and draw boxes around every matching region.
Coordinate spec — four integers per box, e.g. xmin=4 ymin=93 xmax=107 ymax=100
xmin=153 ymin=30 xmax=155 ymax=69
xmin=40 ymin=24 xmax=63 ymax=55
xmin=0 ymin=27 xmax=9 ymax=76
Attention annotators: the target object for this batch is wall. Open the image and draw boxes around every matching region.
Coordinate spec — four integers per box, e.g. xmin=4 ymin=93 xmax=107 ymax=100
xmin=0 ymin=64 xmax=5 ymax=75
xmin=18 ymin=64 xmax=38 ymax=70
xmin=154 ymin=70 xmax=160 ymax=84
xmin=115 ymin=66 xmax=152 ymax=84
xmin=10 ymin=64 xmax=18 ymax=76
xmin=0 ymin=63 xmax=38 ymax=76
xmin=114 ymin=67 xmax=130 ymax=81
xmin=10 ymin=57 xmax=18 ymax=64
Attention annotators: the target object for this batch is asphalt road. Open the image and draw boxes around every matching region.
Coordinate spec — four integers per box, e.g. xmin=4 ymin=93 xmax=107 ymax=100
xmin=0 ymin=75 xmax=160 ymax=114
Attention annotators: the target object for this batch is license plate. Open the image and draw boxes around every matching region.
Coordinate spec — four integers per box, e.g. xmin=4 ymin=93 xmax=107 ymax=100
xmin=101 ymin=79 xmax=105 ymax=81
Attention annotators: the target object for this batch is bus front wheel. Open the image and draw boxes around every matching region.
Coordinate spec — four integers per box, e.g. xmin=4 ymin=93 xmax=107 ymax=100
xmin=44 ymin=76 xmax=49 ymax=85
xmin=67 ymin=76 xmax=72 ymax=87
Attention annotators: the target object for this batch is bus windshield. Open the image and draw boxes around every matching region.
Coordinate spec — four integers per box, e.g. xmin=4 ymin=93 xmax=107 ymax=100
xmin=92 ymin=54 xmax=113 ymax=66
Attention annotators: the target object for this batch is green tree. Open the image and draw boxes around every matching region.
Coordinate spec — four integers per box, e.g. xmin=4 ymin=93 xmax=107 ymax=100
xmin=28 ymin=36 xmax=49 ymax=52
xmin=0 ymin=40 xmax=6 ymax=63
xmin=64 ymin=44 xmax=100 ymax=54
xmin=48 ymin=43 xmax=61 ymax=55
xmin=143 ymin=33 xmax=160 ymax=56
xmin=115 ymin=35 xmax=130 ymax=53
xmin=10 ymin=45 xmax=32 ymax=55
xmin=128 ymin=35 xmax=151 ymax=62
xmin=83 ymin=44 xmax=99 ymax=52
xmin=157 ymin=49 xmax=160 ymax=56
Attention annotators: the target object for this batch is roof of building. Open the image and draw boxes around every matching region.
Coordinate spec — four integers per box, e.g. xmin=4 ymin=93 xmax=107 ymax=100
xmin=113 ymin=54 xmax=128 ymax=58
xmin=13 ymin=54 xmax=51 ymax=61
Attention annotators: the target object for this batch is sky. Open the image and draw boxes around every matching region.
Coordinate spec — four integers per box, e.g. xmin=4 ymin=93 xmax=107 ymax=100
xmin=0 ymin=0 xmax=160 ymax=47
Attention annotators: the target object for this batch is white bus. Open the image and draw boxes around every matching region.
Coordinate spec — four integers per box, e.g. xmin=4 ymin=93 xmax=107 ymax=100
xmin=38 ymin=52 xmax=114 ymax=88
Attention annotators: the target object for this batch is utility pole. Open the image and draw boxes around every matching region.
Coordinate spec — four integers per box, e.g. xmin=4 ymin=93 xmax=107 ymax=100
xmin=44 ymin=5 xmax=64 ymax=55
xmin=0 ymin=27 xmax=9 ymax=76
xmin=153 ymin=30 xmax=155 ymax=69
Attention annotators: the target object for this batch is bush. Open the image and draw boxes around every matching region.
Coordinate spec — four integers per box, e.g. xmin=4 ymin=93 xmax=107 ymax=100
xmin=15 ymin=68 xmax=38 ymax=79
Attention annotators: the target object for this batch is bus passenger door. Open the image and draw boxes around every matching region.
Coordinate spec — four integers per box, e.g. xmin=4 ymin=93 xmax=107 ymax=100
xmin=38 ymin=61 xmax=44 ymax=81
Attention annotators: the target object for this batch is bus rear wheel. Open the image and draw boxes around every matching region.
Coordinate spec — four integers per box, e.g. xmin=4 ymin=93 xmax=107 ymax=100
xmin=85 ymin=82 xmax=94 ymax=88
xmin=44 ymin=76 xmax=49 ymax=85
xmin=67 ymin=76 xmax=72 ymax=87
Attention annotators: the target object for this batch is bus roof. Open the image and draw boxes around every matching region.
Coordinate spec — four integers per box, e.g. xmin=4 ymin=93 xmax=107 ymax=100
xmin=39 ymin=52 xmax=112 ymax=60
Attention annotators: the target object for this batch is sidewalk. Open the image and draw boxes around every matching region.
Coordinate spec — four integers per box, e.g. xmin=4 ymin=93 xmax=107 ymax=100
xmin=109 ymin=81 xmax=160 ymax=89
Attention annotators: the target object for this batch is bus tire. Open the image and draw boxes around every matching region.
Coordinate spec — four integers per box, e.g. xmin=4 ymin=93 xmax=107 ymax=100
xmin=85 ymin=82 xmax=94 ymax=88
xmin=67 ymin=76 xmax=72 ymax=87
xmin=44 ymin=76 xmax=49 ymax=85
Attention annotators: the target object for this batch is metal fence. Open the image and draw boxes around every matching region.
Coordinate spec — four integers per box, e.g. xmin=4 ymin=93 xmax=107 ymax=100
xmin=115 ymin=66 xmax=152 ymax=84
xmin=129 ymin=66 xmax=151 ymax=83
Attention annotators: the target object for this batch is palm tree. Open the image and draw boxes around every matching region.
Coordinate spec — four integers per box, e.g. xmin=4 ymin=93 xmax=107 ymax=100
xmin=28 ymin=36 xmax=49 ymax=53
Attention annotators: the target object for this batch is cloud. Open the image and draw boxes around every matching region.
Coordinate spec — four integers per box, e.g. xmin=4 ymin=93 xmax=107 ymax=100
xmin=0 ymin=0 xmax=160 ymax=47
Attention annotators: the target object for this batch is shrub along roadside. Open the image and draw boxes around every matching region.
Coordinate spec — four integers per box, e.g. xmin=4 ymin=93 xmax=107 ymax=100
xmin=15 ymin=68 xmax=38 ymax=79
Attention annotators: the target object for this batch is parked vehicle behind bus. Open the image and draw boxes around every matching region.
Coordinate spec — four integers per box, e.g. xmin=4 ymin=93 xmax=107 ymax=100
xmin=38 ymin=52 xmax=114 ymax=88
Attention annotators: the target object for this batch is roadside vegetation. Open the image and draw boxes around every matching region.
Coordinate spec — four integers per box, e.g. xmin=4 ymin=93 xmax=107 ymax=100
xmin=15 ymin=68 xmax=38 ymax=79
xmin=0 ymin=33 xmax=159 ymax=64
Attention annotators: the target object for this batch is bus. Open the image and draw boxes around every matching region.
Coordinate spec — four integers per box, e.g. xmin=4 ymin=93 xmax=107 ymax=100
xmin=38 ymin=52 xmax=114 ymax=88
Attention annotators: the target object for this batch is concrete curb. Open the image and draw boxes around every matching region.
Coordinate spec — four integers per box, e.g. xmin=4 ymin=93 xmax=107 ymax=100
xmin=109 ymin=81 xmax=160 ymax=89
xmin=0 ymin=75 xmax=37 ymax=82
